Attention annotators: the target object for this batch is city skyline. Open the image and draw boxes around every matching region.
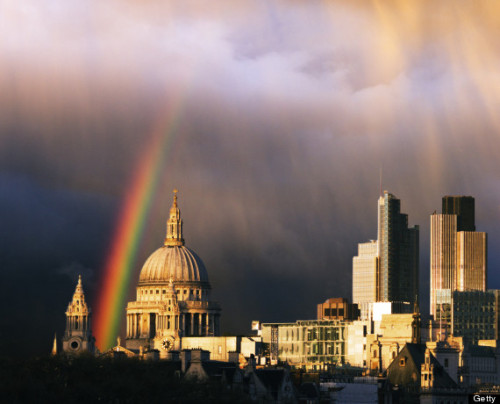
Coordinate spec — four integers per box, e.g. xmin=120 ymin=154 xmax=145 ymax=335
xmin=1 ymin=0 xmax=500 ymax=357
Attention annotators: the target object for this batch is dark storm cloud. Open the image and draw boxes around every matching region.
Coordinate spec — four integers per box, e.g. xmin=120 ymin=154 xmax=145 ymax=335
xmin=1 ymin=0 xmax=500 ymax=355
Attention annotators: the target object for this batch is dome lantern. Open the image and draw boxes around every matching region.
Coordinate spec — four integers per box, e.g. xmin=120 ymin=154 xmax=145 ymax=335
xmin=164 ymin=189 xmax=184 ymax=247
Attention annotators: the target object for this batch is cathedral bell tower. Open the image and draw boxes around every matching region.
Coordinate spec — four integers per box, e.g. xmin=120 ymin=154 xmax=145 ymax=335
xmin=62 ymin=275 xmax=95 ymax=355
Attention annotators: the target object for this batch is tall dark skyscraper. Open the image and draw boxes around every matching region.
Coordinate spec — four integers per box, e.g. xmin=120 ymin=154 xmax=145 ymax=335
xmin=442 ymin=195 xmax=475 ymax=231
xmin=377 ymin=191 xmax=419 ymax=305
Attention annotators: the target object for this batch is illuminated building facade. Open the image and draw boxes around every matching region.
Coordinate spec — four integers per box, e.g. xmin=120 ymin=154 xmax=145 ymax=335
xmin=430 ymin=196 xmax=487 ymax=329
xmin=352 ymin=240 xmax=378 ymax=307
xmin=353 ymin=192 xmax=419 ymax=320
xmin=125 ymin=190 xmax=221 ymax=354
xmin=261 ymin=320 xmax=347 ymax=369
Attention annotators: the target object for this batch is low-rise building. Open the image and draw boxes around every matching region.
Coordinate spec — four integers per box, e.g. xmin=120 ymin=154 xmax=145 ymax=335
xmin=366 ymin=313 xmax=415 ymax=372
xmin=181 ymin=336 xmax=262 ymax=362
xmin=317 ymin=297 xmax=359 ymax=321
xmin=261 ymin=320 xmax=347 ymax=370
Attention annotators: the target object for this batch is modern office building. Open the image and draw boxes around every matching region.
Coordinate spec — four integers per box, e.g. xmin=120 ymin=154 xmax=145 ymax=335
xmin=352 ymin=240 xmax=378 ymax=306
xmin=353 ymin=192 xmax=419 ymax=318
xmin=377 ymin=191 xmax=419 ymax=304
xmin=451 ymin=290 xmax=496 ymax=344
xmin=430 ymin=196 xmax=487 ymax=327
xmin=442 ymin=195 xmax=475 ymax=231
xmin=261 ymin=320 xmax=347 ymax=369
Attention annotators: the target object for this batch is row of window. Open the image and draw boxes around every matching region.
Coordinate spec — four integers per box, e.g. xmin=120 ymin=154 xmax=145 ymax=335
xmin=139 ymin=288 xmax=203 ymax=299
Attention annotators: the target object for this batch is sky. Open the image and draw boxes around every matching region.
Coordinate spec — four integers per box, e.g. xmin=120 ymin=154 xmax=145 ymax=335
xmin=1 ymin=0 xmax=500 ymax=357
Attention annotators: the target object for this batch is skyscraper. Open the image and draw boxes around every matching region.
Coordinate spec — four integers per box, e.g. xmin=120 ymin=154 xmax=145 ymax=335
xmin=430 ymin=196 xmax=487 ymax=327
xmin=442 ymin=195 xmax=475 ymax=231
xmin=353 ymin=191 xmax=419 ymax=316
xmin=352 ymin=240 xmax=378 ymax=306
xmin=377 ymin=191 xmax=419 ymax=304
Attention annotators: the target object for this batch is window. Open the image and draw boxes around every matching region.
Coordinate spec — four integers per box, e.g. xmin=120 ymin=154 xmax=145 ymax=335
xmin=400 ymin=358 xmax=406 ymax=367
xmin=444 ymin=358 xmax=449 ymax=367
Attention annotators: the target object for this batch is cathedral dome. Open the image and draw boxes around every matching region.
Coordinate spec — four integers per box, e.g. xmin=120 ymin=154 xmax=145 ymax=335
xmin=137 ymin=190 xmax=210 ymax=286
xmin=139 ymin=245 xmax=209 ymax=284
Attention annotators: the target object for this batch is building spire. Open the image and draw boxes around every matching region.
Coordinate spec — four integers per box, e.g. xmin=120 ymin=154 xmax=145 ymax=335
xmin=412 ymin=295 xmax=421 ymax=344
xmin=165 ymin=189 xmax=184 ymax=247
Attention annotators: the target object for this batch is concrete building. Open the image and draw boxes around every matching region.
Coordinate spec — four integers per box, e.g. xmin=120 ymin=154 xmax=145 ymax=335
xmin=316 ymin=297 xmax=359 ymax=321
xmin=62 ymin=275 xmax=95 ymax=355
xmin=125 ymin=190 xmax=221 ymax=355
xmin=430 ymin=196 xmax=487 ymax=334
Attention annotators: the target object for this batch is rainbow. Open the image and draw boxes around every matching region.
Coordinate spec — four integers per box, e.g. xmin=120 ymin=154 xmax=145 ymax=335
xmin=93 ymin=133 xmax=164 ymax=350
xmin=93 ymin=96 xmax=189 ymax=350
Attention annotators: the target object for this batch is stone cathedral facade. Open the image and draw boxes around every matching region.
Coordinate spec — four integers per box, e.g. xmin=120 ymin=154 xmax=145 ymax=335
xmin=125 ymin=190 xmax=221 ymax=355
xmin=62 ymin=275 xmax=95 ymax=355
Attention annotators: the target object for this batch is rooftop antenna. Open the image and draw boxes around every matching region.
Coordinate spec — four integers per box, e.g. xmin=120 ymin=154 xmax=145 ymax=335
xmin=379 ymin=166 xmax=383 ymax=196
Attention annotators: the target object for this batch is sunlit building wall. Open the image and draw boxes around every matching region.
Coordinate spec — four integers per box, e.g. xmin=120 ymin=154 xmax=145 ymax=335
xmin=261 ymin=320 xmax=347 ymax=370
xmin=352 ymin=240 xmax=378 ymax=309
xmin=346 ymin=320 xmax=371 ymax=368
xmin=430 ymin=214 xmax=457 ymax=320
xmin=430 ymin=196 xmax=487 ymax=331
xmin=456 ymin=232 xmax=487 ymax=291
